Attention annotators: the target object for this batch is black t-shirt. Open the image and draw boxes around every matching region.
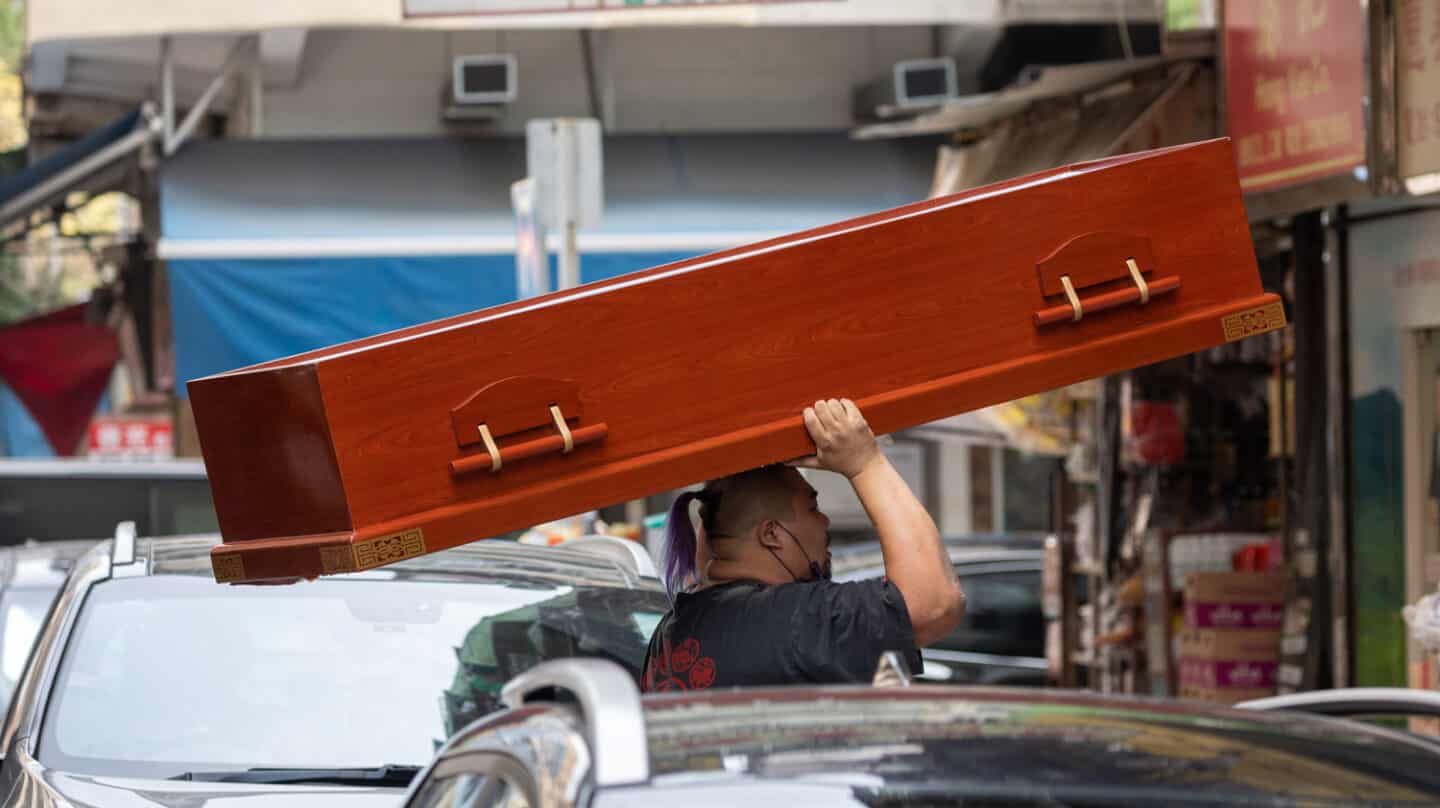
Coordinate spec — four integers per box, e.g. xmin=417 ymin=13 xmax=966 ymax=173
xmin=641 ymin=578 xmax=920 ymax=691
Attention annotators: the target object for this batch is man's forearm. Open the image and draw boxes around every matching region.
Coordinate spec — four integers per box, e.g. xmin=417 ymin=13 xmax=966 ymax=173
xmin=850 ymin=455 xmax=965 ymax=646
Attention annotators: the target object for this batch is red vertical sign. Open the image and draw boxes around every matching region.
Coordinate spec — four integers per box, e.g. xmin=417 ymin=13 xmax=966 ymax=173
xmin=1224 ymin=0 xmax=1366 ymax=192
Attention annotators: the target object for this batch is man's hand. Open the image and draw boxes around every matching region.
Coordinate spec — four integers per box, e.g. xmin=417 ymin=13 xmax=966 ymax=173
xmin=791 ymin=399 xmax=881 ymax=480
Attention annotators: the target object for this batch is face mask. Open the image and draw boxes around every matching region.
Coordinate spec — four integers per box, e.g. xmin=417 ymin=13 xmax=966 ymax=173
xmin=773 ymin=523 xmax=831 ymax=582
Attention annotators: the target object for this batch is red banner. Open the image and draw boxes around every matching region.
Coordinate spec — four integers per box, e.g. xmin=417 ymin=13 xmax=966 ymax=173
xmin=1223 ymin=0 xmax=1366 ymax=192
xmin=0 ymin=304 xmax=118 ymax=456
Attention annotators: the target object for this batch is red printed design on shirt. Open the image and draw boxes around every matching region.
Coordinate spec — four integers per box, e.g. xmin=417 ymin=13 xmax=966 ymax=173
xmin=671 ymin=638 xmax=700 ymax=672
xmin=688 ymin=656 xmax=716 ymax=689
xmin=644 ymin=635 xmax=717 ymax=692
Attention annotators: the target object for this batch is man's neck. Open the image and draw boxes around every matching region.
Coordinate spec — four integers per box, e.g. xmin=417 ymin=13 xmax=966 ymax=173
xmin=704 ymin=558 xmax=790 ymax=587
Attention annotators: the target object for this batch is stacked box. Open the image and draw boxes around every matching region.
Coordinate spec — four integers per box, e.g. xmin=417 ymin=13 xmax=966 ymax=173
xmin=1177 ymin=572 xmax=1285 ymax=705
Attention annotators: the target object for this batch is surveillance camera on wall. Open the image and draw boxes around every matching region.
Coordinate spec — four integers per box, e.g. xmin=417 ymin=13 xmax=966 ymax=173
xmin=853 ymin=57 xmax=958 ymax=121
xmin=451 ymin=54 xmax=518 ymax=105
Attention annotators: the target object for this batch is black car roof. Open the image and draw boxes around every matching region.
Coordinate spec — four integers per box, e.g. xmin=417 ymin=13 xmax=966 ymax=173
xmin=113 ymin=535 xmax=659 ymax=591
xmin=634 ymin=685 xmax=1440 ymax=803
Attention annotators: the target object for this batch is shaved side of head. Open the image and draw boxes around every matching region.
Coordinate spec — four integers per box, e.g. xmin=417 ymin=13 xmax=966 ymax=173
xmin=702 ymin=465 xmax=801 ymax=540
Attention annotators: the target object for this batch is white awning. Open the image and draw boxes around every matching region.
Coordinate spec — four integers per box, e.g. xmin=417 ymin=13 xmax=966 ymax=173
xmin=29 ymin=0 xmax=1163 ymax=43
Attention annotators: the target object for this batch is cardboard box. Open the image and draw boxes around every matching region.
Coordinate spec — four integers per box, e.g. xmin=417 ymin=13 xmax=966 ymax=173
xmin=1183 ymin=572 xmax=1286 ymax=630
xmin=1180 ymin=684 xmax=1274 ymax=705
xmin=1178 ymin=628 xmax=1280 ymax=661
xmin=1182 ymin=572 xmax=1288 ymax=603
xmin=1184 ymin=601 xmax=1285 ymax=630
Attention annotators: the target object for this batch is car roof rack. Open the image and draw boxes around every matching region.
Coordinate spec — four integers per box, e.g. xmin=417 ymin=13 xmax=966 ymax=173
xmin=111 ymin=521 xmax=137 ymax=567
xmin=560 ymin=535 xmax=659 ymax=579
xmin=500 ymin=658 xmax=649 ymax=787
xmin=1237 ymin=687 xmax=1440 ymax=719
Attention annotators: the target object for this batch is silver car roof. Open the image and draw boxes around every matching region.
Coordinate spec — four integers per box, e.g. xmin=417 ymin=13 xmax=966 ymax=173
xmin=82 ymin=534 xmax=662 ymax=590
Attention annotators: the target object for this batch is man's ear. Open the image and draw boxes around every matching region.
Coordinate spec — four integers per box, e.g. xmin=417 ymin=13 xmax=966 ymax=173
xmin=756 ymin=520 xmax=785 ymax=550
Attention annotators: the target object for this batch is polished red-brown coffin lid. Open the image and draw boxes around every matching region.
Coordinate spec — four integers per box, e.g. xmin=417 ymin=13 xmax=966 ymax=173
xmin=190 ymin=138 xmax=1284 ymax=583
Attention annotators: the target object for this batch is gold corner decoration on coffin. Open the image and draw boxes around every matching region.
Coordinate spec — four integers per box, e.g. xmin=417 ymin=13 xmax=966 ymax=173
xmin=351 ymin=528 xmax=427 ymax=571
xmin=1221 ymin=301 xmax=1287 ymax=342
xmin=211 ymin=553 xmax=245 ymax=583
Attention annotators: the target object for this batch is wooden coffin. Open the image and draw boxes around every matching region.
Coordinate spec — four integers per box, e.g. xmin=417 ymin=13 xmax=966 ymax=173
xmin=191 ymin=139 xmax=1284 ymax=584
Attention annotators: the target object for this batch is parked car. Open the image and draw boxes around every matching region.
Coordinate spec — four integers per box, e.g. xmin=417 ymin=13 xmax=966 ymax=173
xmin=832 ymin=535 xmax=1048 ymax=686
xmin=0 ymin=530 xmax=669 ymax=806
xmin=0 ymin=538 xmax=97 ymax=714
xmin=404 ymin=658 xmax=1440 ymax=807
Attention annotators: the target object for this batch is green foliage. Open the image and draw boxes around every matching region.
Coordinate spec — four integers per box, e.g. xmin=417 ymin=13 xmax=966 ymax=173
xmin=0 ymin=251 xmax=65 ymax=325
xmin=0 ymin=0 xmax=23 ymax=74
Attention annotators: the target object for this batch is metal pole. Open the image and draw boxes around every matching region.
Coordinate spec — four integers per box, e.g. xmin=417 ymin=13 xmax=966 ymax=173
xmin=249 ymin=34 xmax=264 ymax=137
xmin=169 ymin=37 xmax=252 ymax=154
xmin=161 ymin=36 xmax=175 ymax=149
xmin=1324 ymin=207 xmax=1352 ymax=688
xmin=560 ymin=221 xmax=580 ymax=290
xmin=556 ymin=121 xmax=581 ymax=290
xmin=1367 ymin=0 xmax=1401 ymax=195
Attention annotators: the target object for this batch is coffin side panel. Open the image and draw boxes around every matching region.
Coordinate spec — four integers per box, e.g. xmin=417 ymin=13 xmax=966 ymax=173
xmin=189 ymin=365 xmax=351 ymax=541
xmin=321 ymin=138 xmax=1256 ymax=527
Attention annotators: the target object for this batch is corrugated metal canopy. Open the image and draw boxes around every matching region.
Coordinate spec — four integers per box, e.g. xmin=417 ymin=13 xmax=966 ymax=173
xmin=851 ymin=59 xmax=1213 ymax=198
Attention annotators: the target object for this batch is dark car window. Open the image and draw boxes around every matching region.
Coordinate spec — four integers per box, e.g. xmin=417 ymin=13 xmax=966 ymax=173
xmin=37 ymin=574 xmax=667 ymax=779
xmin=934 ymin=571 xmax=1044 ymax=658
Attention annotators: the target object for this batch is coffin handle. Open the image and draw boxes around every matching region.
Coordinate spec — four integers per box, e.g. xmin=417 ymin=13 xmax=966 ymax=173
xmin=449 ymin=377 xmax=607 ymax=476
xmin=1033 ymin=259 xmax=1180 ymax=328
xmin=451 ymin=405 xmax=608 ymax=477
xmin=1033 ymin=232 xmax=1179 ymax=328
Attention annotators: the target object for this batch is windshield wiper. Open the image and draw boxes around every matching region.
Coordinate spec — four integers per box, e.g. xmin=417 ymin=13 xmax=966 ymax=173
xmin=169 ymin=764 xmax=422 ymax=786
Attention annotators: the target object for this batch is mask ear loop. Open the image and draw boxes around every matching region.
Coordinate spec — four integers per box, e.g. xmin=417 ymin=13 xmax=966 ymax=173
xmin=764 ymin=544 xmax=803 ymax=583
xmin=776 ymin=523 xmax=828 ymax=581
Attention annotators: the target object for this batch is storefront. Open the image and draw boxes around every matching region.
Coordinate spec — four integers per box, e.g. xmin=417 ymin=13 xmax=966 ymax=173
xmin=1345 ymin=200 xmax=1440 ymax=694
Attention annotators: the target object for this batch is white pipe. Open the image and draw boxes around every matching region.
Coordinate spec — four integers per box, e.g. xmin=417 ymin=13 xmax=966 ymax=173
xmin=0 ymin=126 xmax=156 ymax=228
xmin=166 ymin=36 xmax=253 ymax=155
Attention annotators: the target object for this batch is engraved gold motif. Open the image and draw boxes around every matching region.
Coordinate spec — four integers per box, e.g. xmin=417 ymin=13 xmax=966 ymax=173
xmin=212 ymin=554 xmax=245 ymax=583
xmin=353 ymin=528 xmax=426 ymax=570
xmin=319 ymin=545 xmax=357 ymax=574
xmin=1222 ymin=301 xmax=1287 ymax=342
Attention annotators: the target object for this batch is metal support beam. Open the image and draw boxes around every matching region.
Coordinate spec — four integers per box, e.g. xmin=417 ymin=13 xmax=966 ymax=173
xmin=248 ymin=34 xmax=264 ymax=136
xmin=160 ymin=37 xmax=174 ymax=148
xmin=1367 ymin=0 xmax=1401 ymax=195
xmin=1324 ymin=208 xmax=1352 ymax=689
xmin=164 ymin=36 xmax=255 ymax=155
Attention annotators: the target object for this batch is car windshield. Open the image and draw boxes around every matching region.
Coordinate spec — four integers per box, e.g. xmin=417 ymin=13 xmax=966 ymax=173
xmin=38 ymin=572 xmax=667 ymax=779
xmin=0 ymin=587 xmax=59 ymax=707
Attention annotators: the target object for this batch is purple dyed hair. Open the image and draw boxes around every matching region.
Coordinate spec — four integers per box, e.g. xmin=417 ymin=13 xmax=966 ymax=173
xmin=661 ymin=491 xmax=703 ymax=599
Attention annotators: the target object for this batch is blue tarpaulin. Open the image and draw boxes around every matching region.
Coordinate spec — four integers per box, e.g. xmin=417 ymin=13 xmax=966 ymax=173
xmin=169 ymin=251 xmax=696 ymax=392
xmin=160 ymin=134 xmax=933 ymax=396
